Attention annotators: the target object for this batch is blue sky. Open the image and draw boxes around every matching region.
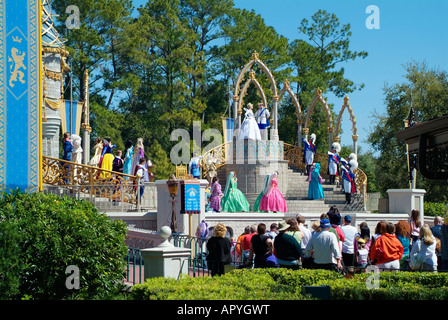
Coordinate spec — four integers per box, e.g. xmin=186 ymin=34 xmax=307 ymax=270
xmin=131 ymin=0 xmax=448 ymax=153
xmin=231 ymin=0 xmax=448 ymax=152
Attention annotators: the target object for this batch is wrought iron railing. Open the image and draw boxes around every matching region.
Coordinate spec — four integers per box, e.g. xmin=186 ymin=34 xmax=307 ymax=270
xmin=42 ymin=156 xmax=140 ymax=206
xmin=125 ymin=247 xmax=144 ymax=285
xmin=172 ymin=234 xmax=245 ymax=277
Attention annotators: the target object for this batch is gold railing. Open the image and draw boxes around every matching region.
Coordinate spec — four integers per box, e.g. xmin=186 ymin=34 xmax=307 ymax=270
xmin=201 ymin=141 xmax=231 ymax=179
xmin=42 ymin=156 xmax=139 ymax=205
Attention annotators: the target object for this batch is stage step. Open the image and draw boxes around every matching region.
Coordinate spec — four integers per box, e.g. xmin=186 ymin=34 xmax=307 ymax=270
xmin=214 ymin=164 xmax=364 ymax=213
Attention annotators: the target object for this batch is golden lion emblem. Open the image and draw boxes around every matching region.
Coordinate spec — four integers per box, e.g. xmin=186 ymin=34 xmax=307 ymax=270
xmin=8 ymin=47 xmax=26 ymax=87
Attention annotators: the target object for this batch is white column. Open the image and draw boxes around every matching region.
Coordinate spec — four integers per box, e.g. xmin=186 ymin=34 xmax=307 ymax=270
xmin=140 ymin=226 xmax=191 ymax=280
xmin=387 ymin=189 xmax=426 ymax=219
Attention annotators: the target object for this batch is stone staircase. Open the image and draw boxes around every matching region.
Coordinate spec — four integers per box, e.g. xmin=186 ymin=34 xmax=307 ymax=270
xmin=215 ymin=166 xmax=365 ymax=213
xmin=284 ymin=168 xmax=364 ymax=213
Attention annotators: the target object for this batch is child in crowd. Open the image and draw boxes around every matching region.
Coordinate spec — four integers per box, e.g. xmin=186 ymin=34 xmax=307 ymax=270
xmin=356 ymin=238 xmax=369 ymax=268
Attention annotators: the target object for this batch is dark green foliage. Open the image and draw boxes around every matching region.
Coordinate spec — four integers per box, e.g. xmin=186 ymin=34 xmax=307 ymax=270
xmin=0 ymin=190 xmax=128 ymax=300
xmin=369 ymin=62 xmax=448 ymax=201
xmin=130 ymin=268 xmax=448 ymax=300
xmin=424 ymin=202 xmax=447 ymax=217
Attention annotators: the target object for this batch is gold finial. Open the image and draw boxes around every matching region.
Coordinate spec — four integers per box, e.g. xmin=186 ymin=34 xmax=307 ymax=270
xmin=284 ymin=79 xmax=290 ymax=88
xmin=249 ymin=70 xmax=256 ymax=80
xmin=344 ymin=95 xmax=349 ymax=104
xmin=252 ymin=51 xmax=259 ymax=60
xmin=315 ymin=88 xmax=322 ymax=96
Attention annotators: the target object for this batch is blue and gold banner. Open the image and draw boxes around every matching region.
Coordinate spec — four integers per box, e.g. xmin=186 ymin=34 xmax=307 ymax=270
xmin=60 ymin=100 xmax=83 ymax=137
xmin=222 ymin=117 xmax=234 ymax=143
xmin=0 ymin=0 xmax=41 ymax=191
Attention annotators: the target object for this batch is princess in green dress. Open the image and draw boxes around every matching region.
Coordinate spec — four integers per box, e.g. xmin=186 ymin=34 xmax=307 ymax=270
xmin=221 ymin=172 xmax=251 ymax=212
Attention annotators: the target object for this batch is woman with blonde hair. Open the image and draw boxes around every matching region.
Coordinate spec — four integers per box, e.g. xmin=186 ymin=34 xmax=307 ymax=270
xmin=409 ymin=225 xmax=438 ymax=272
xmin=206 ymin=223 xmax=231 ymax=276
xmin=89 ymin=137 xmax=103 ymax=166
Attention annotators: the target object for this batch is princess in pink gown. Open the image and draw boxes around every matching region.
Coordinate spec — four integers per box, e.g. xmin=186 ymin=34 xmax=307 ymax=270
xmin=259 ymin=172 xmax=288 ymax=213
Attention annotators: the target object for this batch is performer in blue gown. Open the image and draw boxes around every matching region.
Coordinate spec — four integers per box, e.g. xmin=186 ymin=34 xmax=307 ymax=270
xmin=308 ymin=163 xmax=324 ymax=200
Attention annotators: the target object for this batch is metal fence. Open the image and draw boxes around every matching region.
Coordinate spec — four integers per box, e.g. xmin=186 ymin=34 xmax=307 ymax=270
xmin=126 ymin=247 xmax=144 ymax=285
xmin=124 ymin=235 xmax=247 ymax=284
xmin=123 ymin=237 xmax=446 ymax=285
xmin=42 ymin=182 xmax=157 ymax=212
xmin=43 ymin=183 xmax=142 ymax=211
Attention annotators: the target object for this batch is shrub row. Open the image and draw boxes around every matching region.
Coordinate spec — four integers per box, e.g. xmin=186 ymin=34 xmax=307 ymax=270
xmin=130 ymin=268 xmax=448 ymax=300
xmin=0 ymin=190 xmax=128 ymax=300
xmin=424 ymin=202 xmax=446 ymax=217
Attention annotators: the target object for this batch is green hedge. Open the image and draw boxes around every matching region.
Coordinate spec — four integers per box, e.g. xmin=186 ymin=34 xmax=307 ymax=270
xmin=424 ymin=202 xmax=446 ymax=217
xmin=0 ymin=190 xmax=128 ymax=300
xmin=131 ymin=268 xmax=448 ymax=300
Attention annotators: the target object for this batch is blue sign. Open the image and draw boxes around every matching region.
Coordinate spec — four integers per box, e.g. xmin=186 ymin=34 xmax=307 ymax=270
xmin=184 ymin=184 xmax=200 ymax=214
xmin=0 ymin=0 xmax=41 ymax=192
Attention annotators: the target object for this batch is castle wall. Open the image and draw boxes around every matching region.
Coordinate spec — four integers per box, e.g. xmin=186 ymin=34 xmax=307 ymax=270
xmin=42 ymin=51 xmax=63 ymax=158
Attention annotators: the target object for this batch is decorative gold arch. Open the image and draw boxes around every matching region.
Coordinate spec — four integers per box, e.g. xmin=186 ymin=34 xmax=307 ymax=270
xmin=302 ymin=88 xmax=334 ymax=148
xmin=232 ymin=51 xmax=280 ymax=139
xmin=233 ymin=51 xmax=278 ymax=108
xmin=303 ymin=88 xmax=333 ymax=130
xmin=237 ymin=70 xmax=268 ymax=114
xmin=334 ymin=95 xmax=357 ymax=138
xmin=278 ymin=79 xmax=302 ymax=123
xmin=334 ymin=95 xmax=358 ymax=153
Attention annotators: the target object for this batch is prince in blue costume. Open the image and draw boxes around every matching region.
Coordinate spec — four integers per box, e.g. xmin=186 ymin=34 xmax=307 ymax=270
xmin=254 ymin=102 xmax=270 ymax=140
xmin=302 ymin=133 xmax=316 ymax=177
xmin=327 ymin=142 xmax=341 ymax=185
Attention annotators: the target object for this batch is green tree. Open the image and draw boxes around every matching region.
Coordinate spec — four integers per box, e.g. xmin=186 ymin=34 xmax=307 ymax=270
xmin=218 ymin=7 xmax=291 ymax=97
xmin=51 ymin=0 xmax=134 ymax=104
xmin=281 ymin=10 xmax=368 ymax=148
xmin=368 ymin=61 xmax=448 ymax=202
xmin=147 ymin=139 xmax=175 ymax=180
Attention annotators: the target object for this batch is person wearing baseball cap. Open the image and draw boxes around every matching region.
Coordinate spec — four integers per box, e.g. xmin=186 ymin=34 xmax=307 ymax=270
xmin=304 ymin=218 xmax=342 ymax=272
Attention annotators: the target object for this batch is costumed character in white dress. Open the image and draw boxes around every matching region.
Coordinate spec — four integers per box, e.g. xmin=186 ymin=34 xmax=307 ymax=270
xmin=71 ymin=134 xmax=83 ymax=164
xmin=238 ymin=103 xmax=261 ymax=141
xmin=89 ymin=137 xmax=103 ymax=167
xmin=302 ymin=133 xmax=316 ymax=178
xmin=254 ymin=102 xmax=270 ymax=140
xmin=71 ymin=134 xmax=83 ymax=184
xmin=327 ymin=142 xmax=341 ymax=185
